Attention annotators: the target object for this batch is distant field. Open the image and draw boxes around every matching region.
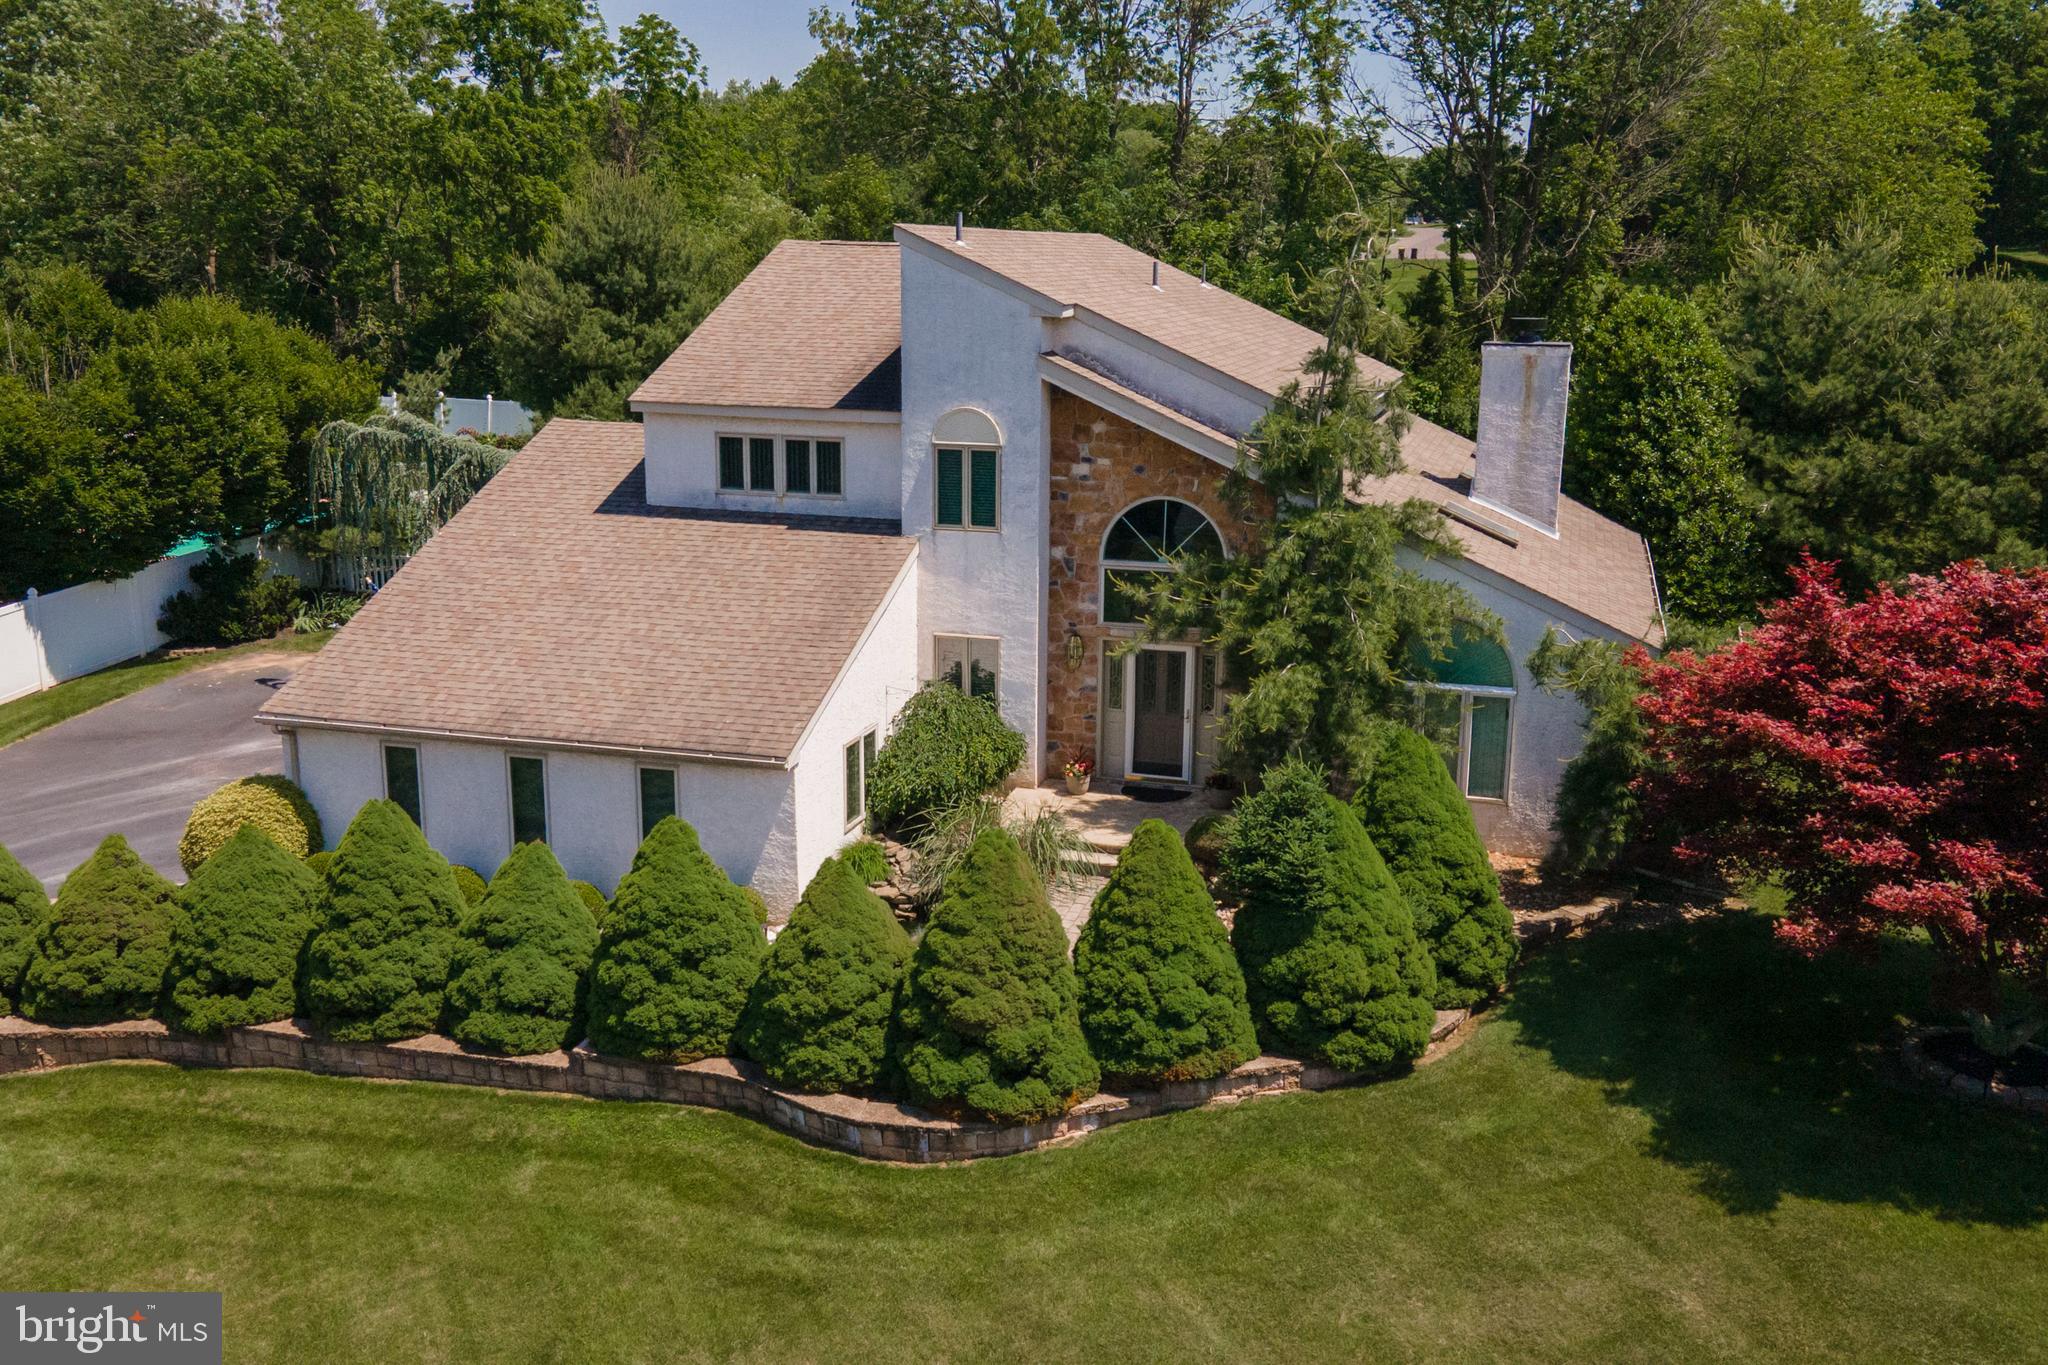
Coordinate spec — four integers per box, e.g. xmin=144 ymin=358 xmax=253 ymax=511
xmin=2001 ymin=247 xmax=2048 ymax=282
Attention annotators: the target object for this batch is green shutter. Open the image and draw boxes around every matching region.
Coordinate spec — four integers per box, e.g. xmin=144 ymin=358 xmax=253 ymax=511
xmin=816 ymin=441 xmax=843 ymax=495
xmin=935 ymin=448 xmax=963 ymax=525
xmin=1467 ymin=697 xmax=1510 ymax=799
xmin=785 ymin=439 xmax=811 ymax=493
xmin=638 ymin=766 xmax=677 ymax=838
xmin=970 ymin=448 xmax=998 ymax=527
xmin=509 ymin=756 xmax=547 ymax=844
xmin=384 ymin=745 xmax=422 ymax=829
xmin=718 ymin=436 xmax=744 ymax=490
xmin=749 ymin=437 xmax=776 ymax=491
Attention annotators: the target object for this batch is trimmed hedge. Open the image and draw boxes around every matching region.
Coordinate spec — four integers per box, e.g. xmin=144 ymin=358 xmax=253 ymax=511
xmin=179 ymin=774 xmax=322 ymax=875
xmin=1355 ymin=726 xmax=1517 ymax=1007
xmin=452 ymin=865 xmax=487 ymax=906
xmin=889 ymin=829 xmax=1099 ymax=1122
xmin=839 ymin=839 xmax=891 ymax=886
xmin=865 ymin=681 xmax=1026 ymax=831
xmin=569 ymin=880 xmax=607 ymax=920
xmin=735 ymin=857 xmax=912 ymax=1091
xmin=584 ymin=817 xmax=766 ymax=1062
xmin=1075 ymin=819 xmax=1258 ymax=1083
xmin=162 ymin=825 xmax=322 ymax=1034
xmin=299 ymin=799 xmax=466 ymax=1042
xmin=1224 ymin=762 xmax=1438 ymax=1074
xmin=0 ymin=842 xmax=47 ymax=1014
xmin=19 ymin=834 xmax=178 ymax=1025
xmin=444 ymin=842 xmax=599 ymax=1056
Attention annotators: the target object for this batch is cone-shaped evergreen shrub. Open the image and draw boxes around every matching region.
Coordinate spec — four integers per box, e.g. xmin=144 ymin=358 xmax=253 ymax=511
xmin=584 ymin=817 xmax=766 ymax=1062
xmin=452 ymin=865 xmax=487 ymax=905
xmin=569 ymin=880 xmax=606 ymax=920
xmin=162 ymin=825 xmax=322 ymax=1034
xmin=1355 ymin=727 xmax=1517 ymax=1007
xmin=19 ymin=834 xmax=177 ymax=1025
xmin=1224 ymin=762 xmax=1438 ymax=1074
xmin=444 ymin=842 xmax=599 ymax=1056
xmin=889 ymin=829 xmax=1099 ymax=1122
xmin=304 ymin=850 xmax=334 ymax=879
xmin=734 ymin=857 xmax=912 ymax=1092
xmin=299 ymin=799 xmax=465 ymax=1041
xmin=1075 ymin=819 xmax=1258 ymax=1083
xmin=178 ymin=774 xmax=322 ymax=875
xmin=0 ymin=843 xmax=48 ymax=1014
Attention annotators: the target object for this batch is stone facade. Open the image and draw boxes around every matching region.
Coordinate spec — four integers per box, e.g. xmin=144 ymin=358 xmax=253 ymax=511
xmin=1043 ymin=389 xmax=1270 ymax=781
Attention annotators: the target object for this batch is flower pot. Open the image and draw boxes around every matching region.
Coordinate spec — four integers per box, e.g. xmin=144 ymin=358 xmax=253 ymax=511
xmin=1065 ymin=773 xmax=1091 ymax=796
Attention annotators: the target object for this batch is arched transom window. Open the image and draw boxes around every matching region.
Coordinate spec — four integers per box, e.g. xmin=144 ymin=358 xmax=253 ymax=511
xmin=1101 ymin=498 xmax=1223 ymax=624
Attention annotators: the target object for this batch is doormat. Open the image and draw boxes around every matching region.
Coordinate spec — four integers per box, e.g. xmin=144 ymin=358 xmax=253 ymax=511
xmin=1121 ymin=784 xmax=1191 ymax=803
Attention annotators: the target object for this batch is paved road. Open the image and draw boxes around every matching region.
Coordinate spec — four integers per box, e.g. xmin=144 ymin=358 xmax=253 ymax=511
xmin=0 ymin=655 xmax=301 ymax=894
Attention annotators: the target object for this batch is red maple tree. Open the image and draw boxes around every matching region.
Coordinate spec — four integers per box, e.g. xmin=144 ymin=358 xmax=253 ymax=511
xmin=1637 ymin=558 xmax=2048 ymax=1007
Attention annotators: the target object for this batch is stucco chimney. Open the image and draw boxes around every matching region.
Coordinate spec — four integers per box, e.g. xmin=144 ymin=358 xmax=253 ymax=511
xmin=1471 ymin=339 xmax=1571 ymax=535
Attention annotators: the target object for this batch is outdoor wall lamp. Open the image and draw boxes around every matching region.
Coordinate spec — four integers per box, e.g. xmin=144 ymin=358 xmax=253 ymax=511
xmin=1064 ymin=631 xmax=1086 ymax=670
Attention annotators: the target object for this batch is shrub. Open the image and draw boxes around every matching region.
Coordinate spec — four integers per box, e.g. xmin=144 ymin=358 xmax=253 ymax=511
xmin=584 ymin=817 xmax=766 ymax=1062
xmin=569 ymin=880 xmax=606 ymax=920
xmin=452 ymin=865 xmax=487 ymax=906
xmin=299 ymin=799 xmax=465 ymax=1042
xmin=1183 ymin=814 xmax=1233 ymax=871
xmin=840 ymin=839 xmax=891 ymax=886
xmin=444 ymin=842 xmax=599 ymax=1056
xmin=179 ymin=774 xmax=322 ymax=876
xmin=903 ymin=794 xmax=1086 ymax=908
xmin=1075 ymin=819 xmax=1258 ymax=1084
xmin=865 ymin=682 xmax=1026 ymax=831
xmin=735 ymin=858 xmax=913 ymax=1091
xmin=157 ymin=548 xmax=301 ymax=645
xmin=18 ymin=834 xmax=177 ymax=1025
xmin=1223 ymin=761 xmax=1437 ymax=1073
xmin=0 ymin=843 xmax=50 ymax=1014
xmin=889 ymin=829 xmax=1099 ymax=1122
xmin=741 ymin=887 xmax=769 ymax=925
xmin=304 ymin=850 xmax=334 ymax=878
xmin=161 ymin=825 xmax=322 ymax=1034
xmin=1354 ymin=727 xmax=1517 ymax=1007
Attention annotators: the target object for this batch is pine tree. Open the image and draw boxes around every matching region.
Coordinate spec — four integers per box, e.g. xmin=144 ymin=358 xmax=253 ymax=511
xmin=735 ymin=856 xmax=912 ymax=1092
xmin=444 ymin=842 xmax=600 ymax=1056
xmin=162 ymin=825 xmax=322 ymax=1034
xmin=1075 ymin=819 xmax=1258 ymax=1083
xmin=19 ymin=834 xmax=177 ymax=1025
xmin=584 ymin=817 xmax=766 ymax=1062
xmin=1355 ymin=726 xmax=1517 ymax=1007
xmin=890 ymin=829 xmax=1100 ymax=1122
xmin=0 ymin=842 xmax=48 ymax=1015
xmin=300 ymin=799 xmax=465 ymax=1042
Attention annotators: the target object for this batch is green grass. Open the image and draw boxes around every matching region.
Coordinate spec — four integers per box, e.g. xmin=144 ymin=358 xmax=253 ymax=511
xmin=1 ymin=910 xmax=2043 ymax=1362
xmin=0 ymin=631 xmax=331 ymax=749
xmin=2001 ymin=247 xmax=2048 ymax=283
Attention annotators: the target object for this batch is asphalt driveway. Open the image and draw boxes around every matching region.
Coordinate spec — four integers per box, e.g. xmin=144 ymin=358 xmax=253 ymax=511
xmin=0 ymin=654 xmax=301 ymax=893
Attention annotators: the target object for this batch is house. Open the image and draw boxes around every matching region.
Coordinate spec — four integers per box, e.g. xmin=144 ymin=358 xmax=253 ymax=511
xmin=257 ymin=225 xmax=1662 ymax=908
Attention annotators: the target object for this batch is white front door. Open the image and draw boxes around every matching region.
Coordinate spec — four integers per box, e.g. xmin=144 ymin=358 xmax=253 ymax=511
xmin=1122 ymin=645 xmax=1194 ymax=783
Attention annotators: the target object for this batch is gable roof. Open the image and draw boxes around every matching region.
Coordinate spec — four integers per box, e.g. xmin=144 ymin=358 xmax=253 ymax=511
xmin=630 ymin=240 xmax=902 ymax=412
xmin=1363 ymin=416 xmax=1665 ymax=645
xmin=258 ymin=420 xmax=916 ymax=763
xmin=897 ymin=224 xmax=1399 ymax=396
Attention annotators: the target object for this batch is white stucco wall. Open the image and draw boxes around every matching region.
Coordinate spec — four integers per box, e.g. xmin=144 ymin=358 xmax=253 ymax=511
xmin=789 ymin=555 xmax=919 ymax=895
xmin=1043 ymin=315 xmax=1269 ymax=441
xmin=898 ymin=243 xmax=1055 ymax=780
xmin=641 ymin=410 xmax=904 ymax=521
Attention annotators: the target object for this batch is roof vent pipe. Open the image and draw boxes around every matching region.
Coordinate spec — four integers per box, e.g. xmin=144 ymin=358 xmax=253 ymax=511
xmin=954 ymin=212 xmax=963 ymax=244
xmin=1151 ymin=259 xmax=1161 ymax=290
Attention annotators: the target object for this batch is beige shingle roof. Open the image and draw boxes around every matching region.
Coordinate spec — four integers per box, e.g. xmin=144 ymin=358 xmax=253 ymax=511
xmin=897 ymin=224 xmax=1400 ymax=395
xmin=630 ymin=240 xmax=902 ymax=411
xmin=1360 ymin=416 xmax=1665 ymax=645
xmin=259 ymin=420 xmax=916 ymax=763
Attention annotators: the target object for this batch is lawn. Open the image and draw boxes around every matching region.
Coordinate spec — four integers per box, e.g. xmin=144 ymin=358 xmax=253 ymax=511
xmin=0 ymin=630 xmax=330 ymax=749
xmin=1 ymin=910 xmax=2043 ymax=1362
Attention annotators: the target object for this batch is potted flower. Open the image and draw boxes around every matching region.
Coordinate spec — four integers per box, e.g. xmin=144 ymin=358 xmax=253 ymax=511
xmin=1063 ymin=755 xmax=1094 ymax=796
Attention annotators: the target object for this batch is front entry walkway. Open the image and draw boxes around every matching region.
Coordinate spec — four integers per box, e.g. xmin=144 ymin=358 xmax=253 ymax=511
xmin=1005 ymin=784 xmax=1232 ymax=942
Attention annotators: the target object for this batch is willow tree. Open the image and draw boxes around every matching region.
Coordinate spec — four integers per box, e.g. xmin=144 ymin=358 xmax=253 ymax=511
xmin=308 ymin=412 xmax=511 ymax=587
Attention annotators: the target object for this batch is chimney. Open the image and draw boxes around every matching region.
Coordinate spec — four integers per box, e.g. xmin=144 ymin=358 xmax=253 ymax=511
xmin=1471 ymin=338 xmax=1571 ymax=536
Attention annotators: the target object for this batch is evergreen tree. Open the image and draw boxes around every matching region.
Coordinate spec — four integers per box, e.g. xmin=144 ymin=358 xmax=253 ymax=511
xmin=162 ymin=825 xmax=322 ymax=1034
xmin=299 ymin=799 xmax=465 ymax=1042
xmin=444 ymin=842 xmax=598 ymax=1056
xmin=583 ymin=817 xmax=766 ymax=1062
xmin=734 ymin=857 xmax=912 ymax=1092
xmin=889 ymin=829 xmax=1100 ymax=1122
xmin=19 ymin=834 xmax=177 ymax=1025
xmin=1074 ymin=819 xmax=1258 ymax=1083
xmin=1354 ymin=727 xmax=1517 ymax=1008
xmin=0 ymin=842 xmax=47 ymax=1014
xmin=1224 ymin=762 xmax=1438 ymax=1072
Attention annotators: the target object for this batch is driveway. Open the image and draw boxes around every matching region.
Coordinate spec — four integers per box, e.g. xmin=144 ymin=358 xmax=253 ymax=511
xmin=0 ymin=654 xmax=301 ymax=894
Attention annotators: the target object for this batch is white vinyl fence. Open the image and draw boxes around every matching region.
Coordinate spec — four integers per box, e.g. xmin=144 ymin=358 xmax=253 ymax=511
xmin=0 ymin=538 xmax=314 ymax=705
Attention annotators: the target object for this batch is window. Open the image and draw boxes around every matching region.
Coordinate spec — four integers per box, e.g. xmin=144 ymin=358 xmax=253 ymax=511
xmin=934 ymin=447 xmax=998 ymax=528
xmin=718 ymin=436 xmax=745 ymax=491
xmin=934 ymin=635 xmax=999 ymax=702
xmin=748 ymin=437 xmax=776 ymax=492
xmin=383 ymin=744 xmax=422 ymax=829
xmin=716 ymin=434 xmax=848 ymax=498
xmin=816 ymin=441 xmax=843 ymax=496
xmin=845 ymin=728 xmax=877 ymax=829
xmin=509 ymin=754 xmax=547 ymax=844
xmin=1410 ymin=628 xmax=1514 ymax=801
xmin=638 ymin=766 xmax=677 ymax=839
xmin=785 ymin=439 xmax=811 ymax=493
xmin=1101 ymin=499 xmax=1224 ymax=624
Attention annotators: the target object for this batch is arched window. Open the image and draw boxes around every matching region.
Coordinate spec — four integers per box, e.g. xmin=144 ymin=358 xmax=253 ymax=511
xmin=932 ymin=407 xmax=1002 ymax=529
xmin=1100 ymin=498 xmax=1224 ymax=624
xmin=1409 ymin=626 xmax=1514 ymax=801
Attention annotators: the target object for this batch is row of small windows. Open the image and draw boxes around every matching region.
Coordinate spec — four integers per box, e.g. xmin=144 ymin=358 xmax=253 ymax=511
xmin=718 ymin=434 xmax=845 ymax=497
xmin=380 ymin=745 xmax=680 ymax=846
